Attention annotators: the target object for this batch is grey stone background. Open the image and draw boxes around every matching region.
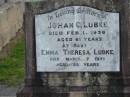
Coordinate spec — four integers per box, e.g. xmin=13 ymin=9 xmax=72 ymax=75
xmin=0 ymin=0 xmax=130 ymax=97
xmin=0 ymin=0 xmax=24 ymax=51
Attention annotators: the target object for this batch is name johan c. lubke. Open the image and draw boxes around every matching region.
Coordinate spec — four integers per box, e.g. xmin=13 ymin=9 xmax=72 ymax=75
xmin=48 ymin=22 xmax=108 ymax=29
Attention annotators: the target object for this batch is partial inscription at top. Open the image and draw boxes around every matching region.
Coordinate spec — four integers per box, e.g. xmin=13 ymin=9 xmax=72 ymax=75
xmin=35 ymin=6 xmax=120 ymax=72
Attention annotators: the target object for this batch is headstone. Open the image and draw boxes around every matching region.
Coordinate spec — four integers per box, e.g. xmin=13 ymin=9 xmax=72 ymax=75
xmin=17 ymin=0 xmax=130 ymax=97
xmin=35 ymin=6 xmax=120 ymax=72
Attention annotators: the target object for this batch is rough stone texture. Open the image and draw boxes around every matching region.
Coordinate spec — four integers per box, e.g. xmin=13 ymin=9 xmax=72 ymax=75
xmin=0 ymin=85 xmax=19 ymax=96
xmin=6 ymin=0 xmax=46 ymax=2
xmin=128 ymin=0 xmax=130 ymax=69
xmin=0 ymin=0 xmax=6 ymax=6
xmin=0 ymin=2 xmax=24 ymax=51
xmin=17 ymin=0 xmax=130 ymax=97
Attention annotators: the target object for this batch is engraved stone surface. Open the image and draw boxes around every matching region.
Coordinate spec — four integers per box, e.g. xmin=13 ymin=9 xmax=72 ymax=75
xmin=35 ymin=6 xmax=120 ymax=72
